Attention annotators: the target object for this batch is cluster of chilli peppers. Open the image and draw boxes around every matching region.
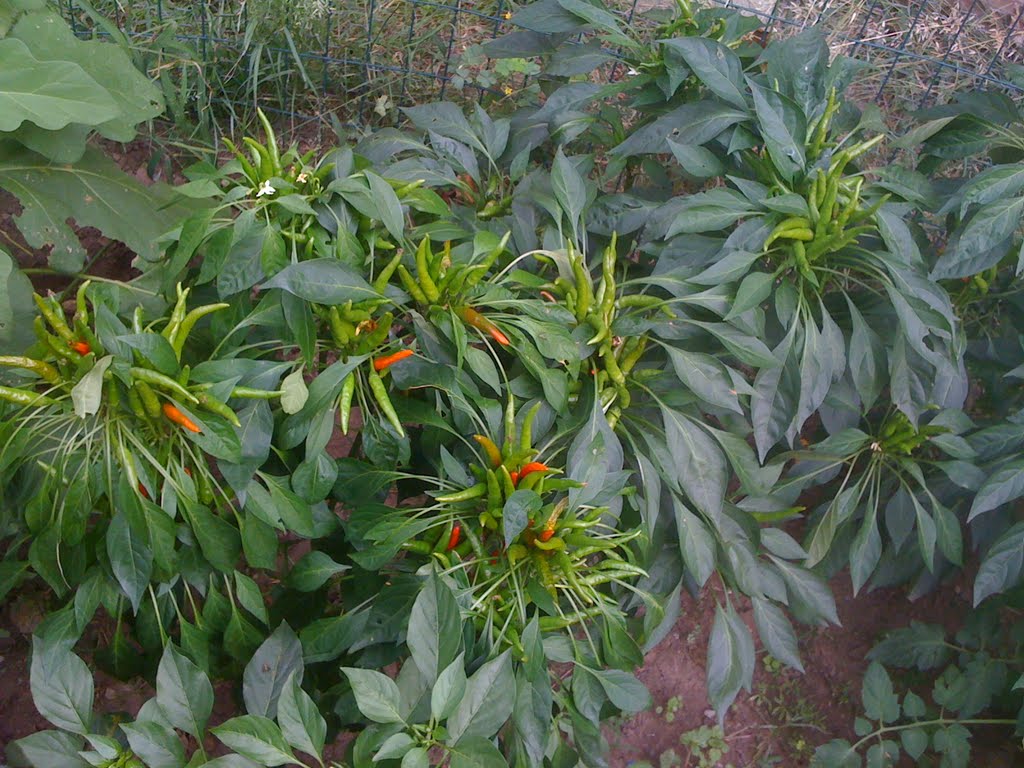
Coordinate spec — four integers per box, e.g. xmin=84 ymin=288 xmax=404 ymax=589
xmin=0 ymin=283 xmax=264 ymax=503
xmin=872 ymin=410 xmax=945 ymax=457
xmin=402 ymin=397 xmax=645 ymax=643
xmin=756 ymin=88 xmax=890 ymax=287
xmin=394 ymin=235 xmax=513 ymax=347
xmin=542 ymin=234 xmax=665 ymax=428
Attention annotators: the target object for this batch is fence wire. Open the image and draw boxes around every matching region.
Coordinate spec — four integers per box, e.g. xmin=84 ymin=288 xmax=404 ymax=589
xmin=63 ymin=0 xmax=1024 ymax=131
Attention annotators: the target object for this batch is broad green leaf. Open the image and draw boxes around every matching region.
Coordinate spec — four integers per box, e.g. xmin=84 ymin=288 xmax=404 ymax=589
xmin=7 ymin=730 xmax=89 ymax=768
xmin=901 ymin=727 xmax=928 ymax=760
xmin=973 ymin=522 xmax=1024 ymax=605
xmin=10 ymin=10 xmax=163 ymax=151
xmin=0 ymin=37 xmax=117 ymax=131
xmin=810 ymin=740 xmax=860 ymax=768
xmin=70 ymin=355 xmax=112 ymax=418
xmin=749 ymin=82 xmax=806 ymax=182
xmin=861 ymin=662 xmax=900 ymax=723
xmin=752 ymin=597 xmax=803 ymax=672
xmin=432 ymin=653 xmax=468 ymax=721
xmin=551 ymin=147 xmax=587 ymax=243
xmin=849 ymin=511 xmax=882 ymax=595
xmin=277 ymin=671 xmax=326 ymax=762
xmin=0 ymin=142 xmax=194 ymax=273
xmin=512 ymin=670 xmax=552 ymax=766
xmin=156 ymin=643 xmax=214 ymax=740
xmin=181 ymin=497 xmax=240 ymax=572
xmin=407 ymin=571 xmax=462 ymax=684
xmin=234 ymin=571 xmax=269 ymax=626
xmin=1 ymin=247 xmax=38 ymax=352
xmin=447 ymin=736 xmax=508 ymax=768
xmin=611 ymin=100 xmax=748 ymax=157
xmin=243 ymin=623 xmax=303 ymax=719
xmin=503 ymin=489 xmax=543 ymax=550
xmin=30 ymin=639 xmax=93 ymax=734
xmin=668 ymin=140 xmax=725 ymax=179
xmin=673 ymin=498 xmax=716 ymax=587
xmin=968 ymin=459 xmax=1024 ymax=520
xmin=447 ymin=650 xmax=514 ymax=744
xmin=120 ymin=721 xmax=186 ymax=768
xmin=261 ymin=259 xmax=380 ymax=304
xmin=707 ymin=603 xmax=754 ymax=722
xmin=662 ymin=37 xmax=746 ymax=108
xmin=402 ymin=102 xmax=486 ymax=155
xmin=401 ymin=747 xmax=430 ymax=768
xmin=771 ymin=556 xmax=840 ymax=625
xmin=664 ymin=346 xmax=742 ymax=414
xmin=869 ymin=622 xmax=951 ymax=670
xmin=285 ymin=550 xmax=349 ymax=591
xmin=365 ymin=170 xmax=405 ymax=242
xmin=726 ymin=271 xmax=774 ymax=320
xmin=692 ymin=320 xmax=778 ymax=369
xmin=933 ymin=196 xmax=1024 ymax=279
xmin=374 ymin=732 xmax=415 ymax=762
xmin=666 ymin=188 xmax=756 ymax=235
xmin=588 ymin=668 xmax=650 ymax=713
xmin=661 ymin=408 xmax=726 ymax=520
xmin=212 ymin=715 xmax=296 ymax=766
xmin=106 ymin=509 xmax=152 ymax=614
xmin=342 ymin=667 xmax=405 ymax=724
xmin=279 ymin=369 xmax=308 ymax=415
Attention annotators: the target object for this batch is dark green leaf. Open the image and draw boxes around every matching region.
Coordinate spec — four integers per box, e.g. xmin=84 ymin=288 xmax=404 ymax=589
xmin=277 ymin=671 xmax=326 ymax=762
xmin=407 ymin=571 xmax=462 ymax=685
xmin=243 ymin=623 xmax=303 ymax=719
xmin=156 ymin=643 xmax=214 ymax=739
xmin=261 ymin=259 xmax=380 ymax=304
xmin=212 ymin=715 xmax=296 ymax=766
xmin=286 ymin=551 xmax=349 ymax=592
xmin=342 ymin=667 xmax=405 ymax=724
xmin=447 ymin=650 xmax=514 ymax=744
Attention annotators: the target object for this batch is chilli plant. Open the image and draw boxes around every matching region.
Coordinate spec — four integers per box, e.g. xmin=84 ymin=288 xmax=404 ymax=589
xmin=4 ymin=1 xmax=1024 ymax=767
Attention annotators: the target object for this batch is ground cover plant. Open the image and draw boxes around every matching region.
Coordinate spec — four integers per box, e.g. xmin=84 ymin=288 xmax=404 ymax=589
xmin=2 ymin=0 xmax=1024 ymax=766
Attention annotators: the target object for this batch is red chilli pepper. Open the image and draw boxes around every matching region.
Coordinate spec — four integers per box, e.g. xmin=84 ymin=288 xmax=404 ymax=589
xmin=460 ymin=306 xmax=510 ymax=346
xmin=373 ymin=348 xmax=414 ymax=372
xmin=510 ymin=470 xmax=520 ymax=486
xmin=446 ymin=524 xmax=462 ymax=551
xmin=162 ymin=402 xmax=201 ymax=433
xmin=538 ymin=528 xmax=556 ymax=543
xmin=138 ymin=483 xmax=150 ymax=500
xmin=70 ymin=340 xmax=91 ymax=355
xmin=519 ymin=462 xmax=549 ymax=481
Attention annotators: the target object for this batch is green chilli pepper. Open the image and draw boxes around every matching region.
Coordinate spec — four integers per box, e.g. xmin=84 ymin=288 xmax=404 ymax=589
xmin=339 ymin=373 xmax=355 ymax=435
xmin=368 ymin=367 xmax=404 ymax=437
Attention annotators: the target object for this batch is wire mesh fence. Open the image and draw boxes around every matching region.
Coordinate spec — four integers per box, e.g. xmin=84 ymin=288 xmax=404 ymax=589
xmin=63 ymin=0 xmax=1024 ymax=132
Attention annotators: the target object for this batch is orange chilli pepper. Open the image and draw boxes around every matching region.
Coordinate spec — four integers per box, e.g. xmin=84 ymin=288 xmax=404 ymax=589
xmin=162 ymin=402 xmax=201 ymax=433
xmin=70 ymin=340 xmax=91 ymax=355
xmin=373 ymin=349 xmax=414 ymax=372
xmin=510 ymin=470 xmax=520 ymax=486
xmin=538 ymin=529 xmax=556 ymax=543
xmin=459 ymin=306 xmax=511 ymax=346
xmin=446 ymin=524 xmax=461 ymax=551
xmin=519 ymin=462 xmax=549 ymax=481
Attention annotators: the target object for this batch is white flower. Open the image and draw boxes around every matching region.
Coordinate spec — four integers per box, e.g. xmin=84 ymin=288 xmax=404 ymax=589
xmin=296 ymin=172 xmax=309 ymax=184
xmin=256 ymin=180 xmax=275 ymax=197
xmin=626 ymin=67 xmax=639 ymax=76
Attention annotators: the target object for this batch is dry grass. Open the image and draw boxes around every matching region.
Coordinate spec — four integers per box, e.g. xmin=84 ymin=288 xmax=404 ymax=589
xmin=731 ymin=0 xmax=1024 ymax=112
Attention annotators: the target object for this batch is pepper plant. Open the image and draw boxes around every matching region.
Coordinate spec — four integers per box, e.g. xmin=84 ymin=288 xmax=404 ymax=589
xmin=4 ymin=0 xmax=1024 ymax=766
